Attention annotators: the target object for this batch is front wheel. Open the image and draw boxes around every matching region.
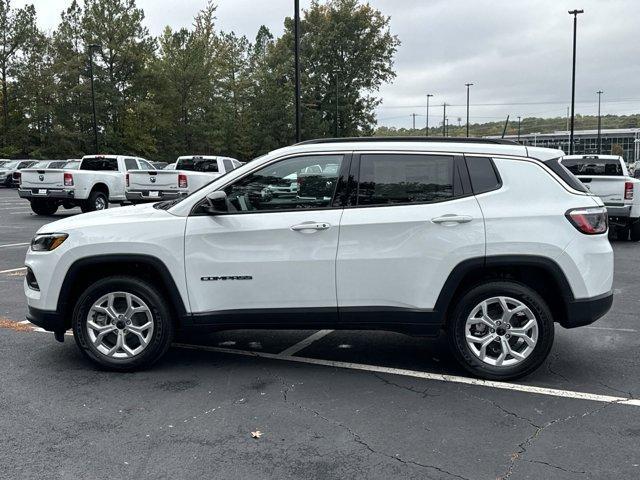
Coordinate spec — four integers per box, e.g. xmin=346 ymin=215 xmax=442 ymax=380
xmin=448 ymin=281 xmax=554 ymax=380
xmin=72 ymin=276 xmax=174 ymax=371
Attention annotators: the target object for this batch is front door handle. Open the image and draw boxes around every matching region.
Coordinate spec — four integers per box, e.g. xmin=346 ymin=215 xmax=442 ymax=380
xmin=431 ymin=214 xmax=473 ymax=224
xmin=290 ymin=222 xmax=331 ymax=232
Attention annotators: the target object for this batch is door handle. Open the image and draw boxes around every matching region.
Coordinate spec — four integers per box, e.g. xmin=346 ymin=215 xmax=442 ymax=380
xmin=290 ymin=222 xmax=331 ymax=232
xmin=431 ymin=214 xmax=473 ymax=224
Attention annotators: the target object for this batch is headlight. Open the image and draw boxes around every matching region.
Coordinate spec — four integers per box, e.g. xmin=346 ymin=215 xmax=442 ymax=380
xmin=30 ymin=233 xmax=68 ymax=251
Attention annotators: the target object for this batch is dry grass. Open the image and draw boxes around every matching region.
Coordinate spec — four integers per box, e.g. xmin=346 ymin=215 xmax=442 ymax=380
xmin=0 ymin=317 xmax=32 ymax=332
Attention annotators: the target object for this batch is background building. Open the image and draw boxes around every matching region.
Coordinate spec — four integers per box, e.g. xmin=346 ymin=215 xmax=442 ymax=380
xmin=488 ymin=128 xmax=640 ymax=162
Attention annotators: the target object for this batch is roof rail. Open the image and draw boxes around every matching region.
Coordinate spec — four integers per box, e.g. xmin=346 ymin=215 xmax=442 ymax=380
xmin=295 ymin=136 xmax=520 ymax=146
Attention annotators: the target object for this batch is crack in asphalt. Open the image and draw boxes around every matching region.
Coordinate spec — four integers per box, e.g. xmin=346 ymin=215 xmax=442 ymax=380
xmin=267 ymin=369 xmax=470 ymax=480
xmin=497 ymin=400 xmax=622 ymax=479
xmin=595 ymin=380 xmax=635 ymax=400
xmin=466 ymin=394 xmax=541 ymax=430
xmin=546 ymin=352 xmax=569 ymax=383
xmin=372 ymin=372 xmax=441 ymax=398
xmin=522 ymin=458 xmax=586 ymax=475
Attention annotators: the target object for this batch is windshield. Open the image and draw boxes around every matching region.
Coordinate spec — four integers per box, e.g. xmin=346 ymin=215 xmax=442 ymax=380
xmin=561 ymin=158 xmax=624 ymax=176
xmin=2 ymin=161 xmax=18 ymax=169
xmin=176 ymin=158 xmax=219 ymax=173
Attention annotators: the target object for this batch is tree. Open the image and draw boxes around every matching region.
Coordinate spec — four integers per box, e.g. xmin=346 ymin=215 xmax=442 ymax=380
xmin=0 ymin=0 xmax=37 ymax=149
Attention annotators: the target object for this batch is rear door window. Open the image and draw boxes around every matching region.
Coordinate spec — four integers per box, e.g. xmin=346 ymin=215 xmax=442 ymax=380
xmin=223 ymin=159 xmax=234 ymax=172
xmin=357 ymin=154 xmax=455 ymax=206
xmin=124 ymin=158 xmax=139 ymax=170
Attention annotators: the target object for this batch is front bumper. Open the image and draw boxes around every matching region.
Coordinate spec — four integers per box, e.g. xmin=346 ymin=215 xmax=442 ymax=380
xmin=126 ymin=190 xmax=186 ymax=202
xmin=560 ymin=291 xmax=613 ymax=329
xmin=26 ymin=305 xmax=66 ymax=334
xmin=18 ymin=188 xmax=75 ymax=200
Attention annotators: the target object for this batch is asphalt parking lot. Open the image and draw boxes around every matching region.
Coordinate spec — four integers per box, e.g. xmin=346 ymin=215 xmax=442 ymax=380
xmin=0 ymin=187 xmax=639 ymax=480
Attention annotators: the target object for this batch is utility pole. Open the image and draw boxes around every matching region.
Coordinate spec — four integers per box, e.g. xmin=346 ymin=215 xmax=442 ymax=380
xmin=88 ymin=44 xmax=101 ymax=154
xmin=442 ymin=103 xmax=446 ymax=137
xmin=445 ymin=118 xmax=449 ymax=137
xmin=596 ymin=90 xmax=603 ymax=153
xmin=465 ymin=83 xmax=473 ymax=137
xmin=517 ymin=116 xmax=522 ymax=142
xmin=294 ymin=0 xmax=302 ymax=142
xmin=411 ymin=113 xmax=417 ymax=130
xmin=568 ymin=9 xmax=584 ymax=155
xmin=426 ymin=93 xmax=433 ymax=136
xmin=334 ymin=68 xmax=340 ymax=137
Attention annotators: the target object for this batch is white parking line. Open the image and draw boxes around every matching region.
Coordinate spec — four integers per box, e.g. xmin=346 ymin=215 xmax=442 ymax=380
xmin=0 ymin=206 xmax=32 ymax=210
xmin=173 ymin=343 xmax=640 ymax=408
xmin=0 ymin=267 xmax=27 ymax=274
xmin=585 ymin=326 xmax=637 ymax=333
xmin=0 ymin=243 xmax=29 ymax=248
xmin=279 ymin=329 xmax=334 ymax=356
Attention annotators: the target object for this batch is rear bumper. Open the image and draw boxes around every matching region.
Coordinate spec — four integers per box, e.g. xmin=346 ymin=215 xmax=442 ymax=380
xmin=560 ymin=291 xmax=613 ymax=329
xmin=26 ymin=306 xmax=66 ymax=334
xmin=18 ymin=188 xmax=75 ymax=200
xmin=126 ymin=190 xmax=186 ymax=202
xmin=605 ymin=204 xmax=632 ymax=218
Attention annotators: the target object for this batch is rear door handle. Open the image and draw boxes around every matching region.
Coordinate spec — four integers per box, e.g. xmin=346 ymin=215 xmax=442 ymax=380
xmin=431 ymin=214 xmax=473 ymax=224
xmin=290 ymin=222 xmax=331 ymax=232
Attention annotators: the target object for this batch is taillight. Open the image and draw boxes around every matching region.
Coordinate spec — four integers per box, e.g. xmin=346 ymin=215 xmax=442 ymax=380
xmin=624 ymin=181 xmax=634 ymax=200
xmin=64 ymin=172 xmax=74 ymax=186
xmin=566 ymin=207 xmax=608 ymax=235
xmin=126 ymin=173 xmax=129 ymax=187
xmin=178 ymin=173 xmax=188 ymax=188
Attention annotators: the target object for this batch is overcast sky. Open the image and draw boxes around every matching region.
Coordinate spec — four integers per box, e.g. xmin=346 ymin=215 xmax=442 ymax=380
xmin=17 ymin=0 xmax=640 ymax=130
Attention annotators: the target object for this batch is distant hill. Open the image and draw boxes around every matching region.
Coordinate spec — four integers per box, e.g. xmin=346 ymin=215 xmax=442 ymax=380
xmin=374 ymin=113 xmax=640 ymax=137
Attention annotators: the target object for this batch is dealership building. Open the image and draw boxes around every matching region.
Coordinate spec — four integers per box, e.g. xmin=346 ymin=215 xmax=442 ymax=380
xmin=489 ymin=128 xmax=640 ymax=162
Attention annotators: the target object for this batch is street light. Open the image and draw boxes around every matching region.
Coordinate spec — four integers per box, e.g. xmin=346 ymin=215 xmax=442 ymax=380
xmin=517 ymin=116 xmax=522 ymax=142
xmin=88 ymin=43 xmax=101 ymax=154
xmin=442 ymin=103 xmax=446 ymax=137
xmin=465 ymin=83 xmax=473 ymax=137
xmin=426 ymin=94 xmax=433 ymax=136
xmin=294 ymin=0 xmax=301 ymax=142
xmin=596 ymin=90 xmax=603 ymax=153
xmin=568 ymin=9 xmax=584 ymax=155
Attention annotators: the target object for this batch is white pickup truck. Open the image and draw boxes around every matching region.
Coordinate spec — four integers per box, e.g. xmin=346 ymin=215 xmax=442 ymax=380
xmin=18 ymin=155 xmax=155 ymax=215
xmin=561 ymin=154 xmax=640 ymax=240
xmin=125 ymin=155 xmax=240 ymax=203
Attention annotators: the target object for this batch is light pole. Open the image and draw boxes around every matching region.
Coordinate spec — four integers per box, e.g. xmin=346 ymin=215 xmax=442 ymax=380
xmin=411 ymin=113 xmax=417 ymax=130
xmin=568 ymin=9 xmax=584 ymax=155
xmin=465 ymin=83 xmax=473 ymax=137
xmin=517 ymin=116 xmax=521 ymax=142
xmin=88 ymin=43 xmax=101 ymax=154
xmin=442 ymin=103 xmax=446 ymax=137
xmin=596 ymin=90 xmax=603 ymax=153
xmin=333 ymin=68 xmax=340 ymax=137
xmin=294 ymin=0 xmax=301 ymax=142
xmin=426 ymin=93 xmax=433 ymax=136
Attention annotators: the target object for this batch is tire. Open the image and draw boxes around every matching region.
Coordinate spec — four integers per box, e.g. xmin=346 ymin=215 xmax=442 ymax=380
xmin=30 ymin=200 xmax=59 ymax=216
xmin=630 ymin=221 xmax=640 ymax=242
xmin=616 ymin=226 xmax=630 ymax=241
xmin=81 ymin=190 xmax=108 ymax=212
xmin=447 ymin=281 xmax=555 ymax=381
xmin=72 ymin=276 xmax=174 ymax=371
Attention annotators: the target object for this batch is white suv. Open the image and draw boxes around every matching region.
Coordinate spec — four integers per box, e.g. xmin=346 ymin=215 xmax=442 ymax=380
xmin=24 ymin=138 xmax=614 ymax=380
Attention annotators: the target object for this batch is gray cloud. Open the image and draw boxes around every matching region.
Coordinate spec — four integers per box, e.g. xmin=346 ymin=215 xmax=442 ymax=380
xmin=20 ymin=0 xmax=640 ymax=128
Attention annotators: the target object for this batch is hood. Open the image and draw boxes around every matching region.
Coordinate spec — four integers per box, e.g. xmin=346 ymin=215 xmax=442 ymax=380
xmin=36 ymin=203 xmax=174 ymax=234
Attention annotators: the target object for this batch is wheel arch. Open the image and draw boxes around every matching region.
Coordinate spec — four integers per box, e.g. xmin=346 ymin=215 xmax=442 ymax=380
xmin=57 ymin=254 xmax=188 ymax=330
xmin=435 ymin=255 xmax=574 ymax=326
xmin=91 ymin=182 xmax=109 ymax=197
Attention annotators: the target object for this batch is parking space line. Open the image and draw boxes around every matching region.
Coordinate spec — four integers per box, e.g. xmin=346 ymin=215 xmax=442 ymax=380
xmin=585 ymin=326 xmax=637 ymax=333
xmin=0 ymin=243 xmax=29 ymax=248
xmin=279 ymin=329 xmax=334 ymax=356
xmin=0 ymin=267 xmax=27 ymax=274
xmin=173 ymin=343 xmax=640 ymax=408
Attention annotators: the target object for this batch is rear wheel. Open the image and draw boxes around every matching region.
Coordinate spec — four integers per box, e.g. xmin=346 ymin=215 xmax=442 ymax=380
xmin=30 ymin=199 xmax=58 ymax=216
xmin=448 ymin=281 xmax=554 ymax=380
xmin=72 ymin=276 xmax=174 ymax=371
xmin=81 ymin=190 xmax=108 ymax=212
xmin=630 ymin=221 xmax=640 ymax=242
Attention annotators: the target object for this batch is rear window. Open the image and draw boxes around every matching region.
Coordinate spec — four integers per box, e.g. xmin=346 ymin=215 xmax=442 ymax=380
xmin=561 ymin=158 xmax=624 ymax=176
xmin=176 ymin=158 xmax=219 ymax=173
xmin=81 ymin=157 xmax=118 ymax=171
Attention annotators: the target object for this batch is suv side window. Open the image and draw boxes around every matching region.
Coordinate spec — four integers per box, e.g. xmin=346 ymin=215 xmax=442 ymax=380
xmin=223 ymin=159 xmax=234 ymax=172
xmin=224 ymin=154 xmax=344 ymax=212
xmin=465 ymin=156 xmax=501 ymax=194
xmin=124 ymin=158 xmax=139 ymax=171
xmin=357 ymin=154 xmax=455 ymax=206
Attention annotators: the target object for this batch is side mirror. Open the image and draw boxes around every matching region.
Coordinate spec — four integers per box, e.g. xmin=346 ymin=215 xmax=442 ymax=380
xmin=204 ymin=190 xmax=228 ymax=214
